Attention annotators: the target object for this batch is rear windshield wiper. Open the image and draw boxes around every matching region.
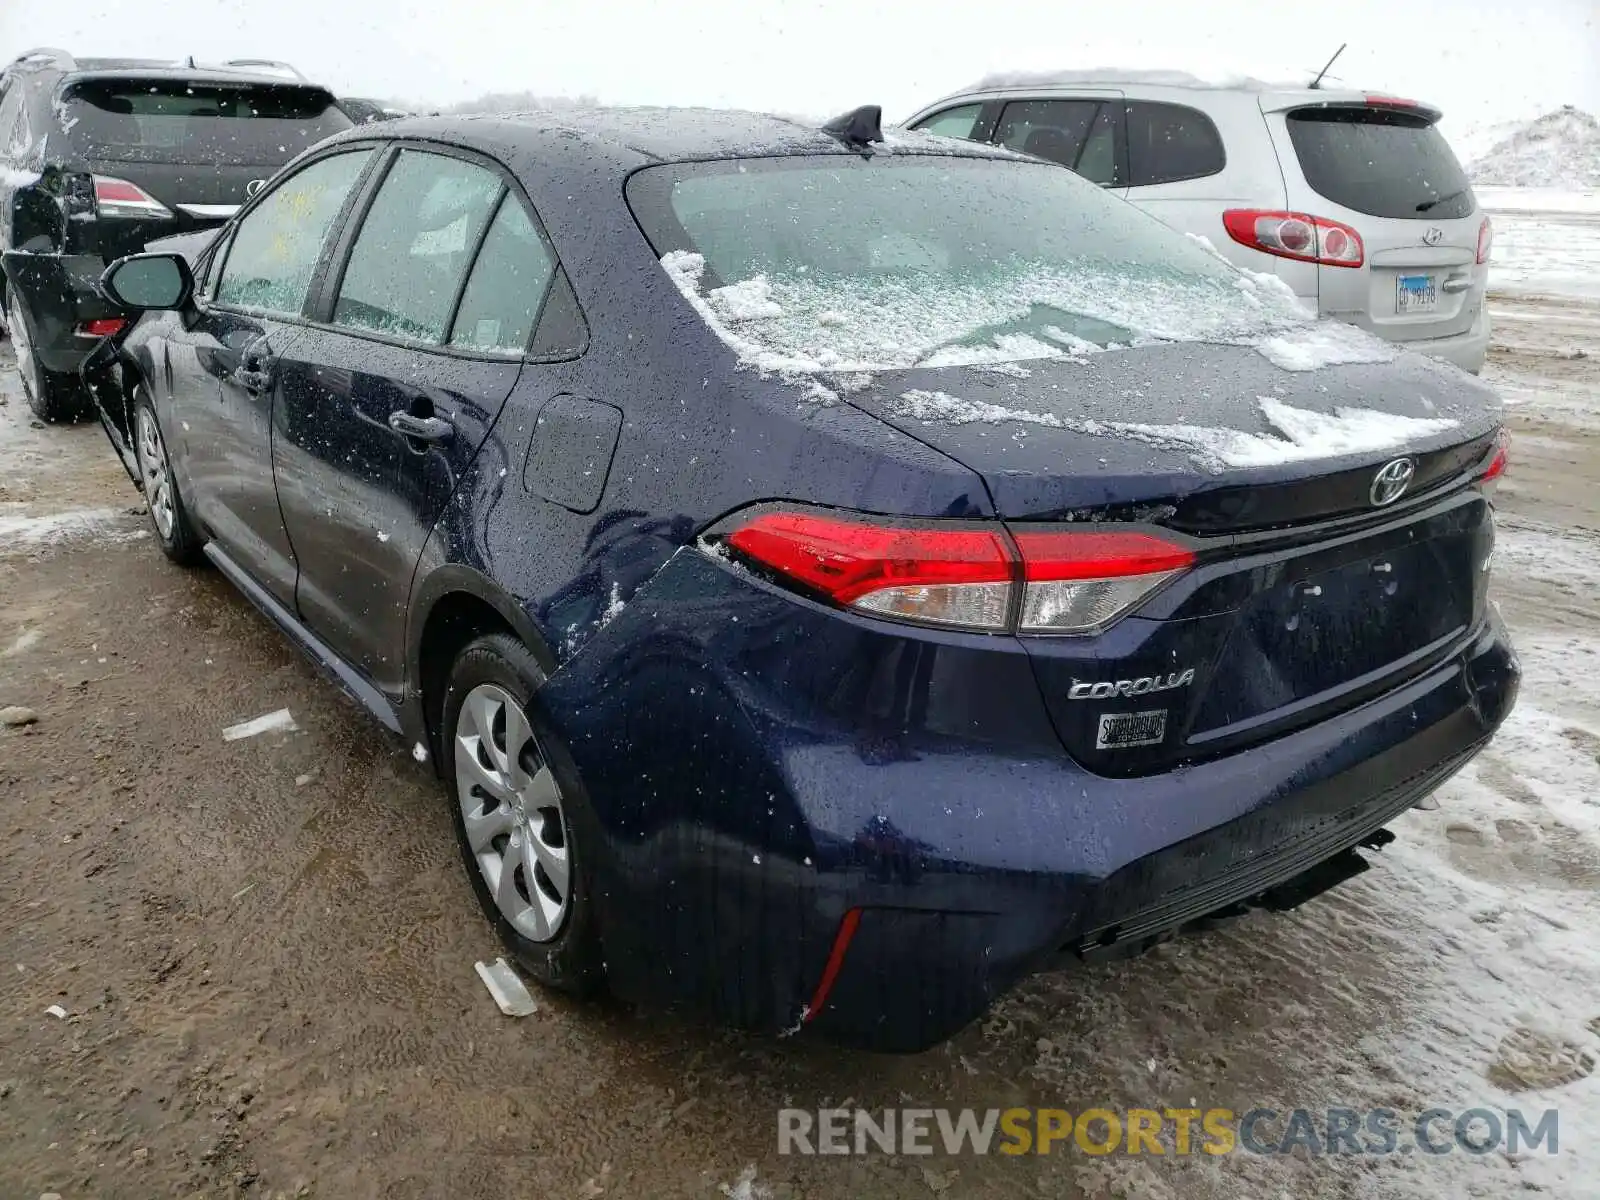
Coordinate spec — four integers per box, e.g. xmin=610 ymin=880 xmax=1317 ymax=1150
xmin=1416 ymin=187 xmax=1470 ymax=213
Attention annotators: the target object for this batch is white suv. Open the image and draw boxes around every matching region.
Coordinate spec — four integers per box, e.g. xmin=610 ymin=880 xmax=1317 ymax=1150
xmin=905 ymin=73 xmax=1493 ymax=372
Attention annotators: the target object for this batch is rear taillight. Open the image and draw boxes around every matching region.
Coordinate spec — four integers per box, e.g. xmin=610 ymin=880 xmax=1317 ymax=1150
xmin=716 ymin=510 xmax=1194 ymax=635
xmin=1011 ymin=530 xmax=1197 ymax=634
xmin=1223 ymin=209 xmax=1365 ymax=268
xmin=1481 ymin=428 xmax=1509 ymax=485
xmin=75 ymin=317 xmax=127 ymax=338
xmin=1476 ymin=216 xmax=1493 ymax=265
xmin=93 ymin=176 xmax=173 ymax=220
xmin=723 ymin=511 xmax=1016 ymax=631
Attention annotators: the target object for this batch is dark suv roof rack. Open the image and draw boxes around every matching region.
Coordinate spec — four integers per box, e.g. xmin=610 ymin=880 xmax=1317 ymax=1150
xmin=10 ymin=47 xmax=77 ymax=70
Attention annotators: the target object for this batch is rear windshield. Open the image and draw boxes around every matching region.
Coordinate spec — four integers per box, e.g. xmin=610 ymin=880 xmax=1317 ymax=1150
xmin=1286 ymin=108 xmax=1474 ymax=220
xmin=60 ymin=80 xmax=352 ymax=165
xmin=627 ymin=155 xmax=1308 ymax=373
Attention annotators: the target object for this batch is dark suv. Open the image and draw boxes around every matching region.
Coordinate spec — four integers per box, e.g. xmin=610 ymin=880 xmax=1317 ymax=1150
xmin=0 ymin=49 xmax=351 ymax=420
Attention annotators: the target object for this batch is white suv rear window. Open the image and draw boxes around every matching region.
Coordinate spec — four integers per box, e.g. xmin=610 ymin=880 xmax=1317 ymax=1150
xmin=1287 ymin=108 xmax=1474 ymax=220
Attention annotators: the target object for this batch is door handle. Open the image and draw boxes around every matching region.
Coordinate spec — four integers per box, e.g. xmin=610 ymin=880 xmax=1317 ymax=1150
xmin=1441 ymin=277 xmax=1472 ymax=294
xmin=389 ymin=411 xmax=454 ymax=443
xmin=237 ymin=367 xmax=272 ymax=394
xmin=237 ymin=348 xmax=276 ymax=395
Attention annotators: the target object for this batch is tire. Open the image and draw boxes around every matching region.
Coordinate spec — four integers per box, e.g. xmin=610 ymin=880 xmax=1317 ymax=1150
xmin=133 ymin=388 xmax=204 ymax=565
xmin=441 ymin=632 xmax=603 ymax=996
xmin=5 ymin=290 xmax=91 ymax=423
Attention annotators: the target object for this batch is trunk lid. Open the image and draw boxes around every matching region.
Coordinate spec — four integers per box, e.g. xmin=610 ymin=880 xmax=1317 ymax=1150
xmin=842 ymin=341 xmax=1502 ymax=775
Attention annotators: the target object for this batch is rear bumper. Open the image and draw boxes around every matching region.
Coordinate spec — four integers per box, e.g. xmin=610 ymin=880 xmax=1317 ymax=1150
xmin=1333 ymin=304 xmax=1491 ymax=375
xmin=538 ymin=548 xmax=1519 ymax=1052
xmin=2 ymin=251 xmax=120 ymax=375
xmin=1396 ymin=304 xmax=1491 ymax=375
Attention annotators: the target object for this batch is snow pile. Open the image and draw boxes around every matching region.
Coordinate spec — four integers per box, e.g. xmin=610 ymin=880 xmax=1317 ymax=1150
xmin=1469 ymin=106 xmax=1600 ymax=189
xmin=0 ymin=507 xmax=144 ymax=555
xmin=1255 ymin=319 xmax=1398 ymax=372
xmin=884 ymin=391 xmax=1458 ymax=472
xmin=707 ymin=275 xmax=783 ymax=321
xmin=659 ymin=251 xmax=1309 ymax=375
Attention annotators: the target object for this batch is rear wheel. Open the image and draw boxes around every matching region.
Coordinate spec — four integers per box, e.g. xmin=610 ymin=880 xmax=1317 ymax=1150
xmin=442 ymin=633 xmax=603 ymax=996
xmin=5 ymin=290 xmax=90 ymax=423
xmin=134 ymin=389 xmax=203 ymax=565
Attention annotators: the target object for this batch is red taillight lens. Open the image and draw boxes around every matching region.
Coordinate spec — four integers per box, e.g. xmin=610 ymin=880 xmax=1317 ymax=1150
xmin=75 ymin=317 xmax=127 ymax=338
xmin=1481 ymin=429 xmax=1509 ymax=483
xmin=1476 ymin=216 xmax=1493 ymax=266
xmin=1223 ymin=209 xmax=1365 ymax=268
xmin=717 ymin=510 xmax=1194 ymax=634
xmin=724 ymin=511 xmax=1016 ymax=629
xmin=93 ymin=175 xmax=173 ymax=219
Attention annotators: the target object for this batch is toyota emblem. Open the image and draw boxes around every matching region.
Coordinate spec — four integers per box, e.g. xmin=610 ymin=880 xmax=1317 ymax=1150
xmin=245 ymin=178 xmax=268 ymax=198
xmin=1370 ymin=457 xmax=1416 ymax=507
xmin=1422 ymin=226 xmax=1443 ymax=246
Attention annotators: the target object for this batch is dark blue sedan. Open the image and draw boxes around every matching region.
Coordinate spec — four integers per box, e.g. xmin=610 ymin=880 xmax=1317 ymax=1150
xmin=92 ymin=105 xmax=1518 ymax=1052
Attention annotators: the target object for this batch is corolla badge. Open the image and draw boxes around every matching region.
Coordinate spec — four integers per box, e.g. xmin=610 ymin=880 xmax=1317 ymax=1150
xmin=1370 ymin=457 xmax=1416 ymax=507
xmin=245 ymin=178 xmax=268 ymax=198
xmin=1422 ymin=226 xmax=1444 ymax=246
xmin=1068 ymin=669 xmax=1195 ymax=701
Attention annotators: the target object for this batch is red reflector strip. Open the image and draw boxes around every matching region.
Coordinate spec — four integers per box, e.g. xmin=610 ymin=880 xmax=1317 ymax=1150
xmin=94 ymin=178 xmax=149 ymax=203
xmin=1011 ymin=530 xmax=1196 ymax=582
xmin=1364 ymin=93 xmax=1420 ymax=107
xmin=724 ymin=512 xmax=1014 ymax=606
xmin=804 ymin=907 xmax=862 ymax=1023
xmin=76 ymin=317 xmax=127 ymax=337
xmin=1482 ymin=431 xmax=1510 ymax=481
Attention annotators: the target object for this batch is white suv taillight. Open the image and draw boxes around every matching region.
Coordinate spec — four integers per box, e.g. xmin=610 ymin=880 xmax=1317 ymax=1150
xmin=1222 ymin=209 xmax=1365 ymax=268
xmin=717 ymin=510 xmax=1194 ymax=635
xmin=1476 ymin=216 xmax=1493 ymax=265
xmin=93 ymin=175 xmax=173 ymax=219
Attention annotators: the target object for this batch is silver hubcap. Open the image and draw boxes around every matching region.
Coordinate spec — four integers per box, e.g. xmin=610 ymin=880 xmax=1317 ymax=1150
xmin=454 ymin=683 xmax=571 ymax=942
xmin=136 ymin=406 xmax=176 ymax=540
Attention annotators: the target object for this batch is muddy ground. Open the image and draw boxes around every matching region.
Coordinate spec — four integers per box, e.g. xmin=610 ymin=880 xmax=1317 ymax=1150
xmin=1 ymin=297 xmax=1597 ymax=1200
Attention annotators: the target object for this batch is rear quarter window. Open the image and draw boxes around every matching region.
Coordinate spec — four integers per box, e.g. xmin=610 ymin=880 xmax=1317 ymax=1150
xmin=1286 ymin=108 xmax=1474 ymax=220
xmin=912 ymin=104 xmax=984 ymax=141
xmin=1125 ymin=101 xmax=1225 ymax=187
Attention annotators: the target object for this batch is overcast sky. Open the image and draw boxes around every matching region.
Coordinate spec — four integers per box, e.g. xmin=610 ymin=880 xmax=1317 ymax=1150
xmin=5 ymin=0 xmax=1596 ymax=137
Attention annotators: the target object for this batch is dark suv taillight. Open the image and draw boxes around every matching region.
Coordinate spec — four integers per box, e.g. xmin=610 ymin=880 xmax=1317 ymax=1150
xmin=712 ymin=509 xmax=1194 ymax=635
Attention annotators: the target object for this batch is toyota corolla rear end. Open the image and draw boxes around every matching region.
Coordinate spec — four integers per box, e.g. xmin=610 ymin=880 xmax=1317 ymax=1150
xmin=559 ymin=141 xmax=1518 ymax=1052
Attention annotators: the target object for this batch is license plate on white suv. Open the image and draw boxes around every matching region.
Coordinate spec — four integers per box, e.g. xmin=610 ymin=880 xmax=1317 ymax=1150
xmin=1396 ymin=274 xmax=1438 ymax=314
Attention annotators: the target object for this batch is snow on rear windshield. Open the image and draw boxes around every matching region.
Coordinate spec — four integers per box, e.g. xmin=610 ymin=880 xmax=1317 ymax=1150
xmin=630 ymin=156 xmax=1312 ymax=373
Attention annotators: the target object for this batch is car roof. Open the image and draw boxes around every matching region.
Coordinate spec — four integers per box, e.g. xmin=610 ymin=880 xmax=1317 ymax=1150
xmin=921 ymin=71 xmax=1443 ymax=122
xmin=351 ymin=106 xmax=1026 ymax=170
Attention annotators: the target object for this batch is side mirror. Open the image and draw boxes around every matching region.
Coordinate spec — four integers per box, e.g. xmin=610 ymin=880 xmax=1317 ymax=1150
xmin=100 ymin=253 xmax=194 ymax=312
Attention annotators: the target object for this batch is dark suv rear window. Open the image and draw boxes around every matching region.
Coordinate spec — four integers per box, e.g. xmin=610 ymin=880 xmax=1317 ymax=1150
xmin=1287 ymin=107 xmax=1474 ymax=220
xmin=60 ymin=80 xmax=351 ymax=165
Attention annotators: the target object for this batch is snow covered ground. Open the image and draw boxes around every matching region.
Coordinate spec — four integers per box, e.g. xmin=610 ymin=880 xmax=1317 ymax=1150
xmin=1482 ymin=187 xmax=1600 ymax=303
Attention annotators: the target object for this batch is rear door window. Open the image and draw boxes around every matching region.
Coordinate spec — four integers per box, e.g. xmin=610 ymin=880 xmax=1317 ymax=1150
xmin=331 ymin=149 xmax=504 ymax=344
xmin=992 ymin=100 xmax=1124 ymax=186
xmin=447 ymin=195 xmax=558 ymax=355
xmin=912 ymin=104 xmax=984 ymax=141
xmin=60 ymin=80 xmax=352 ymax=165
xmin=1286 ymin=108 xmax=1474 ymax=219
xmin=214 ymin=148 xmax=374 ymax=315
xmin=1125 ymin=101 xmax=1225 ymax=186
